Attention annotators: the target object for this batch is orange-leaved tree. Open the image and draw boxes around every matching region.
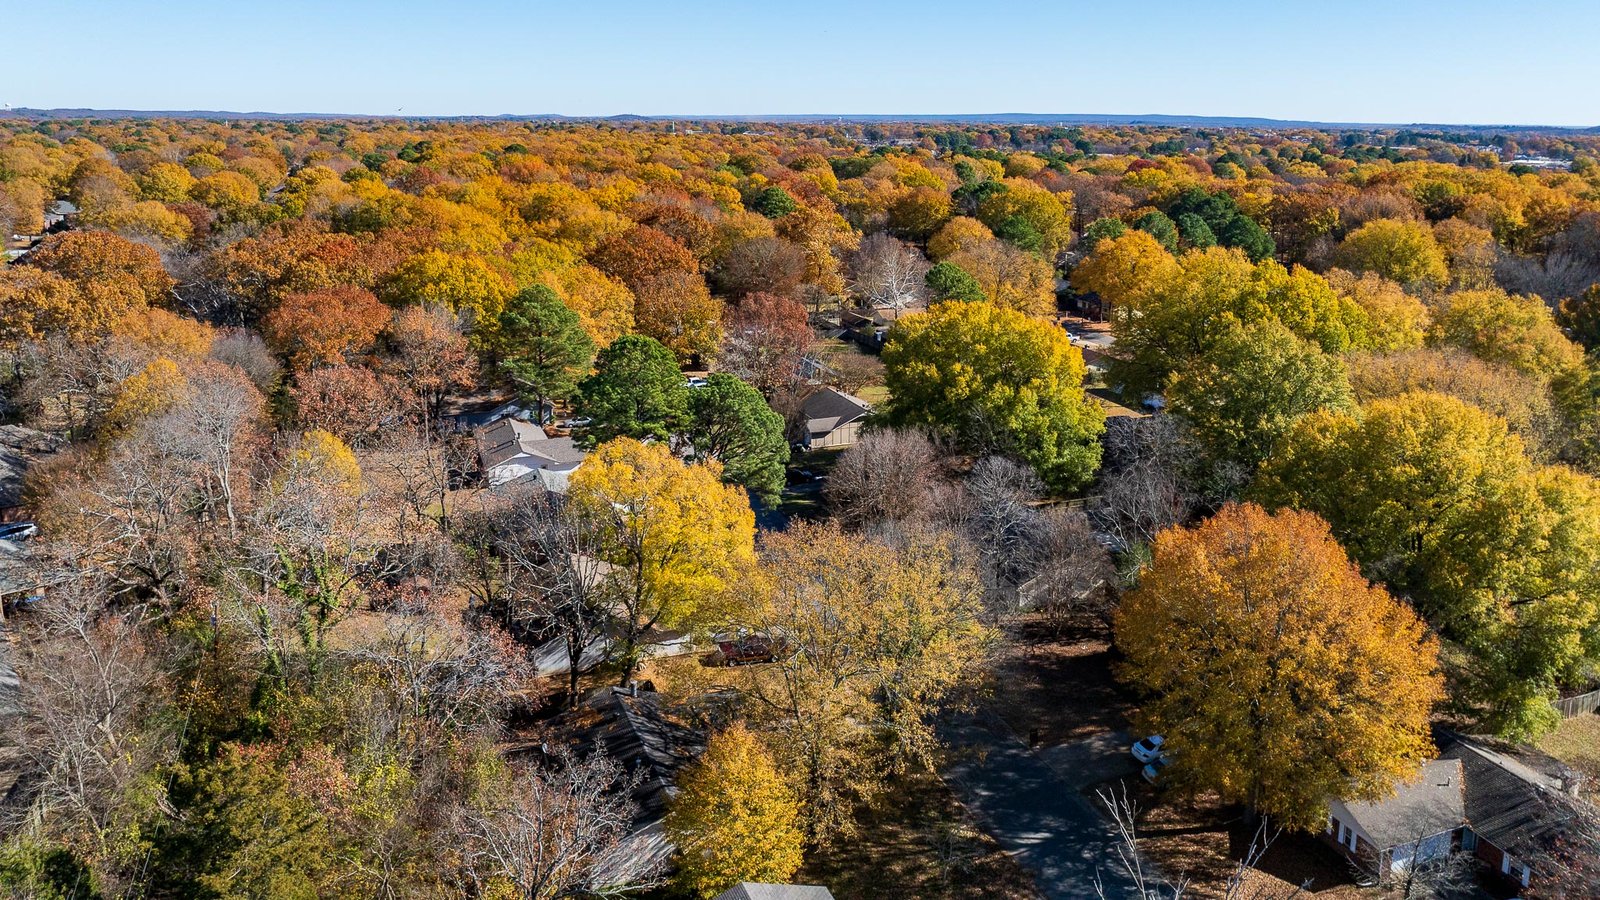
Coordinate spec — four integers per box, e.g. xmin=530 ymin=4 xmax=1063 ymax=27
xmin=1114 ymin=502 xmax=1443 ymax=829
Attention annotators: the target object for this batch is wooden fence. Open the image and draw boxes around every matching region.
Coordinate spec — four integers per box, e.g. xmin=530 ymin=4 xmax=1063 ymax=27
xmin=1555 ymin=688 xmax=1600 ymax=718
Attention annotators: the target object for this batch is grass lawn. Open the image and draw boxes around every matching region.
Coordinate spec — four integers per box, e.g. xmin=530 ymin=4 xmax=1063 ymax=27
xmin=798 ymin=768 xmax=1038 ymax=900
xmin=1536 ymin=713 xmax=1600 ymax=801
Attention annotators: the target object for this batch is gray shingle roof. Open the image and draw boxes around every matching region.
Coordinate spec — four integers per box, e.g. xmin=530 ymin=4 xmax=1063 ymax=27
xmin=1439 ymin=734 xmax=1575 ymax=858
xmin=799 ymin=388 xmax=870 ymax=436
xmin=1339 ymin=759 xmax=1465 ymax=849
xmin=713 ymin=884 xmax=836 ymax=900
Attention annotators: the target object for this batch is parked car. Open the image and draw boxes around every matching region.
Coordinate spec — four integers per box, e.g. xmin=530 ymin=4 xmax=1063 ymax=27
xmin=1142 ymin=754 xmax=1172 ymax=784
xmin=703 ymin=635 xmax=785 ymax=667
xmin=1130 ymin=735 xmax=1165 ymax=763
xmin=686 ymin=376 xmax=709 ymax=389
xmin=559 ymin=417 xmax=592 ymax=429
xmin=0 ymin=522 xmax=38 ymax=541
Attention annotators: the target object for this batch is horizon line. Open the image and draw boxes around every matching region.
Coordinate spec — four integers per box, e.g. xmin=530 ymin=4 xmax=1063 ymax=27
xmin=2 ymin=107 xmax=1596 ymax=131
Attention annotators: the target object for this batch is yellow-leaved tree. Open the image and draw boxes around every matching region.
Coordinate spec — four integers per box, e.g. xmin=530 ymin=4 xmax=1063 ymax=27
xmin=105 ymin=357 xmax=189 ymax=432
xmin=741 ymin=522 xmax=994 ymax=844
xmin=1114 ymin=502 xmax=1443 ymax=829
xmin=664 ymin=724 xmax=804 ymax=899
xmin=565 ymin=438 xmax=755 ymax=683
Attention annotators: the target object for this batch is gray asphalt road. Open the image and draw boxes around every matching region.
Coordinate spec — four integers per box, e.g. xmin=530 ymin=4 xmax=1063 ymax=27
xmin=941 ymin=712 xmax=1145 ymax=900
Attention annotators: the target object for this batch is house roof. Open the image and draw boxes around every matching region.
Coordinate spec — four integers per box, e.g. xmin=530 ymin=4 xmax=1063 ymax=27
xmin=1337 ymin=759 xmax=1465 ymax=850
xmin=477 ymin=418 xmax=551 ymax=468
xmin=0 ymin=425 xmax=62 ymax=510
xmin=1439 ymin=733 xmax=1579 ymax=858
xmin=800 ymin=388 xmax=871 ymax=436
xmin=562 ymin=686 xmax=705 ymax=823
xmin=537 ymin=686 xmax=706 ymax=889
xmin=713 ymin=884 xmax=836 ymax=900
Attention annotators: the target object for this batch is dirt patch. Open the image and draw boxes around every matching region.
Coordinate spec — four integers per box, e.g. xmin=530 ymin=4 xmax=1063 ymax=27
xmin=1115 ymin=786 xmax=1370 ymax=898
xmin=799 ymin=767 xmax=1039 ymax=900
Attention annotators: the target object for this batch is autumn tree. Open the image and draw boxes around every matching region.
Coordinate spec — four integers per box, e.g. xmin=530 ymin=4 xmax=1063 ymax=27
xmin=633 ymin=271 xmax=724 ymax=365
xmin=260 ymin=286 xmax=390 ymax=369
xmin=685 ymin=373 xmax=789 ymax=505
xmin=382 ymin=303 xmax=477 ymax=421
xmin=1254 ymin=392 xmax=1600 ymax=739
xmin=946 ymin=238 xmax=1057 ymax=316
xmin=565 ymin=438 xmax=755 ymax=682
xmin=1347 ymin=348 xmax=1558 ymax=455
xmin=1070 ymin=229 xmax=1180 ymax=311
xmin=1109 ymin=247 xmax=1373 ymax=397
xmin=712 ymin=235 xmax=808 ymax=301
xmin=1558 ymin=283 xmax=1600 ymax=351
xmin=741 ymin=523 xmax=993 ymax=842
xmin=1115 ymin=503 xmax=1443 ymax=828
xmin=719 ymin=291 xmax=813 ymax=398
xmin=493 ymin=284 xmax=595 ymax=421
xmin=1166 ymin=321 xmax=1354 ymax=474
xmin=0 ymin=268 xmax=91 ymax=348
xmin=887 ymin=186 xmax=953 ymax=242
xmin=1335 ymin=219 xmax=1449 ymax=287
xmin=290 ymin=364 xmax=406 ymax=448
xmin=591 ymin=224 xmax=698 ymax=291
xmin=664 ymin=724 xmax=804 ymax=899
xmin=1324 ymin=268 xmax=1427 ymax=352
xmin=576 ymin=335 xmax=689 ymax=443
xmin=882 ymin=300 xmax=1104 ymax=492
xmin=26 ymin=229 xmax=174 ymax=311
xmin=1427 ymin=287 xmax=1585 ymax=385
xmin=383 ymin=249 xmax=513 ymax=337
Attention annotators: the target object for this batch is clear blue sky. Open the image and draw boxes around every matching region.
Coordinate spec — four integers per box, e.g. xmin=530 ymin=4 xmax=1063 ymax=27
xmin=9 ymin=0 xmax=1600 ymax=125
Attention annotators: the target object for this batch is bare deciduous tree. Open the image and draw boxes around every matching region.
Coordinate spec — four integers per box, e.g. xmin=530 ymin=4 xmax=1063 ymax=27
xmin=498 ymin=489 xmax=619 ymax=706
xmin=824 ymin=427 xmax=938 ymax=528
xmin=1094 ymin=784 xmax=1308 ymax=900
xmin=456 ymin=749 xmax=645 ymax=900
xmin=6 ymin=581 xmax=177 ymax=884
xmin=849 ymin=233 xmax=929 ymax=316
xmin=1091 ymin=416 xmax=1201 ymax=555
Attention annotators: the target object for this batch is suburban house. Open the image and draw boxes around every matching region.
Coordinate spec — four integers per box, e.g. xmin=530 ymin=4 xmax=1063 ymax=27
xmin=1325 ymin=731 xmax=1591 ymax=892
xmin=713 ymin=884 xmax=836 ymax=900
xmin=796 ymin=388 xmax=872 ymax=450
xmin=42 ymin=199 xmax=78 ymax=230
xmin=1326 ymin=759 xmax=1465 ymax=875
xmin=522 ymin=685 xmax=705 ymax=890
xmin=475 ymin=418 xmax=587 ymax=490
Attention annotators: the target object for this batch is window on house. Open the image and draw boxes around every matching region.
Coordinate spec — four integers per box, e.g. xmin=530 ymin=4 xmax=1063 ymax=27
xmin=1520 ymin=864 xmax=1530 ymax=887
xmin=1502 ymin=852 xmax=1512 ymax=875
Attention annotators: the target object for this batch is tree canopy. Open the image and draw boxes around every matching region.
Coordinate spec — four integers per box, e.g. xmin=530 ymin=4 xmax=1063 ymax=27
xmin=882 ymin=300 xmax=1105 ymax=492
xmin=1116 ymin=503 xmax=1443 ymax=829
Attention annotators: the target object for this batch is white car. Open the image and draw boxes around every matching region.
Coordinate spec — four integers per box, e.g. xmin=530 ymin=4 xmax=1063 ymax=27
xmin=560 ymin=417 xmax=592 ymax=429
xmin=686 ymin=376 xmax=709 ymax=388
xmin=1130 ymin=735 xmax=1165 ymax=764
xmin=1142 ymin=755 xmax=1172 ymax=784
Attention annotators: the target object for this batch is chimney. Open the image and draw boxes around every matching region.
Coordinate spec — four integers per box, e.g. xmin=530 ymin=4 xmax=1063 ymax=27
xmin=628 ymin=680 xmax=638 ymax=698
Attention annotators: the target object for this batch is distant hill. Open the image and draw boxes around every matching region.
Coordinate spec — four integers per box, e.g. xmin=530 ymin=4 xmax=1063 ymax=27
xmin=1 ymin=108 xmax=1594 ymax=132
